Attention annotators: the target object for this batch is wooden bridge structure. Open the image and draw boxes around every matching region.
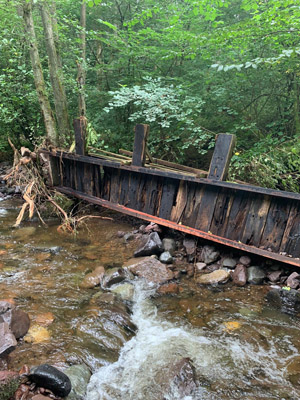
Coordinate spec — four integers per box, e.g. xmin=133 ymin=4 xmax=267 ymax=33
xmin=41 ymin=120 xmax=300 ymax=267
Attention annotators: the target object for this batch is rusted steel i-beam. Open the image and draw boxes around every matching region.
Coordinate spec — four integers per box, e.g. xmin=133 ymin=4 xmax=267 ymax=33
xmin=56 ymin=186 xmax=300 ymax=267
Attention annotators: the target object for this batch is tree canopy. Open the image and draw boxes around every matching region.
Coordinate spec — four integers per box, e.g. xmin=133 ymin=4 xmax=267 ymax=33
xmin=0 ymin=0 xmax=299 ymax=190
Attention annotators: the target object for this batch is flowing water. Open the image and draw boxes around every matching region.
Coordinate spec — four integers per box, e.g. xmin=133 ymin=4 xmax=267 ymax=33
xmin=1 ymin=199 xmax=300 ymax=399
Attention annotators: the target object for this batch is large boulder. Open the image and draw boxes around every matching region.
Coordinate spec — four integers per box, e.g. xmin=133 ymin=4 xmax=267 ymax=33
xmin=125 ymin=257 xmax=174 ymax=285
xmin=196 ymin=269 xmax=230 ymax=285
xmin=134 ymin=232 xmax=163 ymax=257
xmin=28 ymin=364 xmax=72 ymax=398
xmin=65 ymin=364 xmax=91 ymax=400
xmin=156 ymin=358 xmax=197 ymax=399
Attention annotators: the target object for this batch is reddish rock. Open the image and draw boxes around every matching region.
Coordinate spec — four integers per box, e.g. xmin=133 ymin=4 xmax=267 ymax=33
xmin=186 ymin=264 xmax=194 ymax=278
xmin=79 ymin=266 xmax=105 ymax=289
xmin=232 ymin=264 xmax=247 ymax=286
xmin=157 ymin=283 xmax=179 ymax=295
xmin=126 ymin=257 xmax=174 ymax=284
xmin=32 ymin=395 xmax=51 ymax=400
xmin=287 ymin=272 xmax=300 ymax=289
xmin=267 ymin=270 xmax=282 ymax=283
xmin=195 ymin=262 xmax=207 ymax=272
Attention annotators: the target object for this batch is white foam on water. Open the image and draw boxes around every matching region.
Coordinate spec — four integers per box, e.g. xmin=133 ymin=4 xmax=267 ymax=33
xmin=87 ymin=279 xmax=300 ymax=400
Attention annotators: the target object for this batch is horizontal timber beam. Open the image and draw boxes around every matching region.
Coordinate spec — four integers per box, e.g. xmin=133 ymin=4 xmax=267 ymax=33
xmin=56 ymin=186 xmax=300 ymax=268
xmin=40 ymin=150 xmax=300 ymax=202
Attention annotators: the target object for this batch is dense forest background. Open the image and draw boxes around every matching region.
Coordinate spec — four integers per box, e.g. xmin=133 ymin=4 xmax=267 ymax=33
xmin=0 ymin=0 xmax=300 ymax=191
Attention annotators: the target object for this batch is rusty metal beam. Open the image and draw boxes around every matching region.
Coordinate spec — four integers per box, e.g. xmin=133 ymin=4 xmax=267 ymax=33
xmin=56 ymin=186 xmax=300 ymax=267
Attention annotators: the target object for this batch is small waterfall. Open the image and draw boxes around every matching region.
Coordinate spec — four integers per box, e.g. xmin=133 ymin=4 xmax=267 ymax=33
xmin=87 ymin=279 xmax=300 ymax=400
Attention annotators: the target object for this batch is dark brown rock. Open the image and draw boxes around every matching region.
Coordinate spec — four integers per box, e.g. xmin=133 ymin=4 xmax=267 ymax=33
xmin=8 ymin=309 xmax=30 ymax=339
xmin=232 ymin=264 xmax=247 ymax=287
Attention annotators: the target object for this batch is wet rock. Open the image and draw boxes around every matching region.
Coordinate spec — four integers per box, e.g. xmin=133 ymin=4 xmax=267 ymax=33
xmin=267 ymin=270 xmax=282 ymax=283
xmin=111 ymin=283 xmax=135 ymax=301
xmin=12 ymin=226 xmax=36 ymax=239
xmin=157 ymin=282 xmax=179 ymax=295
xmin=8 ymin=309 xmax=30 ymax=339
xmin=196 ymin=269 xmax=230 ymax=285
xmin=162 ymin=238 xmax=176 ymax=255
xmin=134 ymin=232 xmax=163 ymax=257
xmin=200 ymin=245 xmax=220 ymax=265
xmin=158 ymin=358 xmax=197 ymax=398
xmin=183 ymin=238 xmax=196 ymax=262
xmin=24 ymin=325 xmax=50 ymax=343
xmin=247 ymin=266 xmax=266 ymax=284
xmin=101 ymin=267 xmax=126 ymax=288
xmin=65 ymin=364 xmax=91 ymax=400
xmin=222 ymin=257 xmax=237 ymax=269
xmin=206 ymin=263 xmax=220 ymax=272
xmin=232 ymin=264 xmax=247 ymax=286
xmin=79 ymin=266 xmax=105 ymax=289
xmin=195 ymin=262 xmax=207 ymax=272
xmin=286 ymin=356 xmax=300 ymax=385
xmin=123 ymin=232 xmax=135 ymax=242
xmin=126 ymin=257 xmax=174 ymax=285
xmin=0 ymin=370 xmax=20 ymax=400
xmin=0 ymin=322 xmax=17 ymax=357
xmin=0 ymin=300 xmax=13 ymax=315
xmin=286 ymin=272 xmax=300 ymax=289
xmin=239 ymin=256 xmax=251 ymax=266
xmin=159 ymin=251 xmax=173 ymax=264
xmin=266 ymin=287 xmax=300 ymax=315
xmin=29 ymin=364 xmax=72 ymax=398
xmin=35 ymin=312 xmax=55 ymax=327
xmin=117 ymin=231 xmax=125 ymax=238
xmin=32 ymin=395 xmax=49 ymax=400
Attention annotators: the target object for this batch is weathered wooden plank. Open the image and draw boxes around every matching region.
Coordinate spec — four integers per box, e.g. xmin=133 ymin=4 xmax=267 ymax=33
xmin=56 ymin=186 xmax=300 ymax=267
xmin=280 ymin=202 xmax=300 ymax=257
xmin=83 ymin=163 xmax=93 ymax=195
xmin=102 ymin=167 xmax=111 ymax=200
xmin=92 ymin=164 xmax=101 ymax=197
xmin=260 ymin=198 xmax=292 ymax=252
xmin=225 ymin=192 xmax=251 ymax=241
xmin=74 ymin=117 xmax=87 ymax=156
xmin=158 ymin=178 xmax=178 ymax=220
xmin=195 ymin=186 xmax=220 ymax=232
xmin=210 ymin=188 xmax=234 ymax=236
xmin=118 ymin=170 xmax=130 ymax=206
xmin=42 ymin=150 xmax=300 ymax=202
xmin=181 ymin=183 xmax=198 ymax=226
xmin=208 ymin=133 xmax=236 ymax=180
xmin=170 ymin=180 xmax=188 ymax=223
xmin=240 ymin=195 xmax=271 ymax=246
xmin=127 ymin=172 xmax=141 ymax=210
xmin=110 ymin=169 xmax=121 ymax=204
xmin=144 ymin=176 xmax=160 ymax=215
xmin=132 ymin=124 xmax=149 ymax=167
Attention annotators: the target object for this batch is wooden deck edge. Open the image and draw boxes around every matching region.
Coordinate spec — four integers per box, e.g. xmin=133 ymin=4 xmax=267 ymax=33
xmin=40 ymin=150 xmax=300 ymax=202
xmin=56 ymin=186 xmax=300 ymax=268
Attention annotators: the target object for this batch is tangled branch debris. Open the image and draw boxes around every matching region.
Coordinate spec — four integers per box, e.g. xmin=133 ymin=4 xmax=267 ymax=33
xmin=4 ymin=141 xmax=113 ymax=232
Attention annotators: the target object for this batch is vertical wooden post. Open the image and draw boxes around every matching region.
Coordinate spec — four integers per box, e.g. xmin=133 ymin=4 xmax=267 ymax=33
xmin=73 ymin=117 xmax=87 ymax=155
xmin=132 ymin=124 xmax=149 ymax=167
xmin=208 ymin=133 xmax=236 ymax=181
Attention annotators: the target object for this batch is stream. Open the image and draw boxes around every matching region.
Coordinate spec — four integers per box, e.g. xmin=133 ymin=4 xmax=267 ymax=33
xmin=1 ymin=198 xmax=300 ymax=399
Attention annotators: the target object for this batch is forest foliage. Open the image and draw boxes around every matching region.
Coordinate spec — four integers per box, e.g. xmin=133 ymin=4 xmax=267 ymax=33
xmin=0 ymin=0 xmax=300 ymax=191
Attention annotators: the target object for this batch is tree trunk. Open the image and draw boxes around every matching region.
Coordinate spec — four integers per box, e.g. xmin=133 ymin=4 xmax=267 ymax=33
xmin=77 ymin=1 xmax=86 ymax=117
xmin=40 ymin=1 xmax=71 ymax=144
xmin=22 ymin=1 xmax=58 ymax=145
